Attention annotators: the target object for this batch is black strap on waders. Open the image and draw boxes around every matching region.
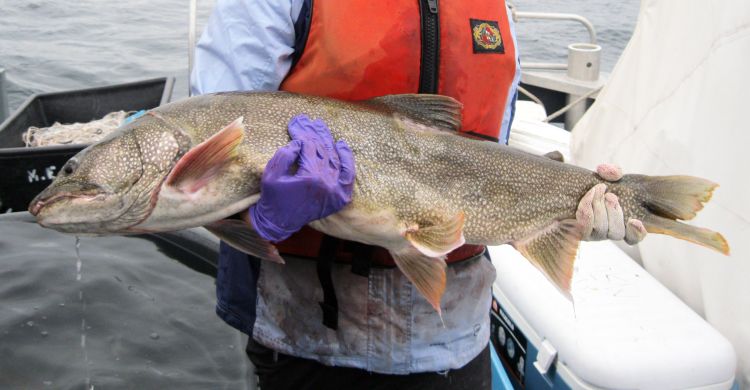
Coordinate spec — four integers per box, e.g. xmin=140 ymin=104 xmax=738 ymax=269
xmin=316 ymin=235 xmax=339 ymax=330
xmin=349 ymin=242 xmax=372 ymax=277
xmin=315 ymin=238 xmax=375 ymax=329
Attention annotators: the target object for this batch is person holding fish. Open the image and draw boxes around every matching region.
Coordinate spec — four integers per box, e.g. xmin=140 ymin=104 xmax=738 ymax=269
xmin=190 ymin=0 xmax=637 ymax=388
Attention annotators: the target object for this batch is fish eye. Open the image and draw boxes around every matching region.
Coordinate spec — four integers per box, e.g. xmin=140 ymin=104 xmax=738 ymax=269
xmin=61 ymin=160 xmax=78 ymax=176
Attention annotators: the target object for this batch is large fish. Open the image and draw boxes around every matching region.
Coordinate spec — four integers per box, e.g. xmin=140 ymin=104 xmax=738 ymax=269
xmin=28 ymin=92 xmax=729 ymax=312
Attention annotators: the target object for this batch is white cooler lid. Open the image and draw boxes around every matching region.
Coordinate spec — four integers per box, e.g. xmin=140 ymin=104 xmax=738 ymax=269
xmin=490 ymin=242 xmax=736 ymax=389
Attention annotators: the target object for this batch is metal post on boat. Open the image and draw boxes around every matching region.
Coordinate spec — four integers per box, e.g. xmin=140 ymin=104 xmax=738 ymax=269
xmin=512 ymin=10 xmax=606 ymax=130
xmin=188 ymin=0 xmax=197 ymax=97
xmin=565 ymin=43 xmax=601 ymax=129
xmin=0 ymin=68 xmax=9 ymax=124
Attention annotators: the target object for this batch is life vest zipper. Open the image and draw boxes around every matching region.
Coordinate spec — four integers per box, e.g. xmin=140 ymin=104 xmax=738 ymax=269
xmin=418 ymin=0 xmax=440 ymax=93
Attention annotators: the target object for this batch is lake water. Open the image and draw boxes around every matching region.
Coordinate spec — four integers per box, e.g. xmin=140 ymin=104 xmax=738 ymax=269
xmin=0 ymin=0 xmax=640 ymax=111
xmin=0 ymin=215 xmax=252 ymax=389
xmin=0 ymin=1 xmax=640 ymax=389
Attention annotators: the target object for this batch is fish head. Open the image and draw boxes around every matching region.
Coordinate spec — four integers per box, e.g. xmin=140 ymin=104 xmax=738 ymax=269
xmin=29 ymin=117 xmax=186 ymax=234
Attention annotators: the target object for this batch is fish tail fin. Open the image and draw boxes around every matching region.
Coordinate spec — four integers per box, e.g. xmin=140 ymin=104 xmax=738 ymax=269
xmin=642 ymin=214 xmax=729 ymax=255
xmin=640 ymin=175 xmax=717 ymax=220
xmin=631 ymin=175 xmax=729 ymax=255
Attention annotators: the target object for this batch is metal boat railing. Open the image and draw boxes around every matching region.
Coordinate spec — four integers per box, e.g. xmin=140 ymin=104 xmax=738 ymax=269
xmin=508 ymin=5 xmax=606 ymax=129
xmin=0 ymin=68 xmax=9 ymax=124
xmin=510 ymin=6 xmax=599 ymax=71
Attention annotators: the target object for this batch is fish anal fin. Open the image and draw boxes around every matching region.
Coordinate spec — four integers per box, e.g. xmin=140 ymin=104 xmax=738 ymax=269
xmin=405 ymin=211 xmax=466 ymax=258
xmin=365 ymin=94 xmax=463 ymax=133
xmin=391 ymin=247 xmax=447 ymax=315
xmin=205 ymin=219 xmax=284 ymax=264
xmin=511 ymin=219 xmax=583 ymax=294
xmin=166 ymin=117 xmax=245 ymax=193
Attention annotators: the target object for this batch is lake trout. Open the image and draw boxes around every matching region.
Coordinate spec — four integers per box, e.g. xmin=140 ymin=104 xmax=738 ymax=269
xmin=28 ymin=92 xmax=730 ymax=312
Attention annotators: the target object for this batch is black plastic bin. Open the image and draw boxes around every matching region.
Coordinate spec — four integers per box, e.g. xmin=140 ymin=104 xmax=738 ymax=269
xmin=0 ymin=77 xmax=174 ymax=213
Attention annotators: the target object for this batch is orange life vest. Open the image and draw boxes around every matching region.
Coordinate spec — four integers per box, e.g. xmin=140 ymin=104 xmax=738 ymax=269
xmin=277 ymin=0 xmax=517 ymax=265
xmin=281 ymin=0 xmax=517 ymax=139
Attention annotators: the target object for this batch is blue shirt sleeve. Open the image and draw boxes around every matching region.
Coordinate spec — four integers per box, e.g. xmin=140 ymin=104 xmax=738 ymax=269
xmin=191 ymin=0 xmax=305 ymax=95
xmin=499 ymin=4 xmax=522 ymax=145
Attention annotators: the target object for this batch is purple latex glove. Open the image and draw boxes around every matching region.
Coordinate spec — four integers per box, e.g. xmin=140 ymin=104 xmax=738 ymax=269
xmin=248 ymin=114 xmax=355 ymax=242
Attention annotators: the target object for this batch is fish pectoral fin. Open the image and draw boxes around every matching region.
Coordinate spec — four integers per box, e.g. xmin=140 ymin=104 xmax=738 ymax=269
xmin=511 ymin=219 xmax=583 ymax=295
xmin=390 ymin=247 xmax=447 ymax=315
xmin=166 ymin=117 xmax=245 ymax=193
xmin=365 ymin=94 xmax=463 ymax=132
xmin=205 ymin=219 xmax=285 ymax=264
xmin=405 ymin=211 xmax=466 ymax=258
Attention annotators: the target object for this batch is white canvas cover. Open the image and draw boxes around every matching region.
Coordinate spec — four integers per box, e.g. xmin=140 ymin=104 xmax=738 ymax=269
xmin=570 ymin=0 xmax=750 ymax=386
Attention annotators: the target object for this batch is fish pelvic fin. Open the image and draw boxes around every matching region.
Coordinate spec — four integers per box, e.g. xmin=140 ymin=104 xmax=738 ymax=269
xmin=365 ymin=94 xmax=462 ymax=133
xmin=391 ymin=247 xmax=447 ymax=316
xmin=511 ymin=219 xmax=583 ymax=294
xmin=205 ymin=219 xmax=285 ymax=264
xmin=405 ymin=211 xmax=466 ymax=258
xmin=166 ymin=117 xmax=245 ymax=193
xmin=391 ymin=212 xmax=464 ymax=315
xmin=626 ymin=174 xmax=729 ymax=255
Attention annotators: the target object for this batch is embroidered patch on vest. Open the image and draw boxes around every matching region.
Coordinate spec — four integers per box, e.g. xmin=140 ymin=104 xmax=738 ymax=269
xmin=470 ymin=19 xmax=504 ymax=54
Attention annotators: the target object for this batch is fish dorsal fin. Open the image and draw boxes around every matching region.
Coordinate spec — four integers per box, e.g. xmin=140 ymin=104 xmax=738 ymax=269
xmin=405 ymin=211 xmax=466 ymax=258
xmin=511 ymin=219 xmax=583 ymax=294
xmin=390 ymin=247 xmax=447 ymax=316
xmin=205 ymin=219 xmax=285 ymax=264
xmin=366 ymin=94 xmax=463 ymax=132
xmin=166 ymin=117 xmax=245 ymax=193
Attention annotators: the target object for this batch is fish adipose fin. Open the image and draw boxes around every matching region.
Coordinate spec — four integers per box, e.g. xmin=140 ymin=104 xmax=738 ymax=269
xmin=205 ymin=219 xmax=285 ymax=264
xmin=366 ymin=94 xmax=463 ymax=132
xmin=511 ymin=219 xmax=583 ymax=294
xmin=166 ymin=117 xmax=245 ymax=193
xmin=391 ymin=247 xmax=447 ymax=315
xmin=405 ymin=211 xmax=466 ymax=258
xmin=543 ymin=150 xmax=565 ymax=162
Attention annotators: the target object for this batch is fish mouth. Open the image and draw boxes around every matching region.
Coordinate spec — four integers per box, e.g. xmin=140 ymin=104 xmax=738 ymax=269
xmin=29 ymin=191 xmax=106 ymax=218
